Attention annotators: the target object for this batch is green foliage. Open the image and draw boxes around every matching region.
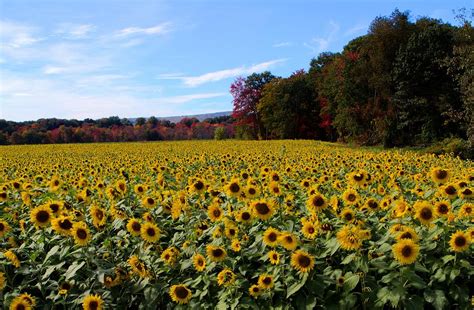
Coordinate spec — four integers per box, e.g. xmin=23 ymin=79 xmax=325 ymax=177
xmin=214 ymin=127 xmax=226 ymax=140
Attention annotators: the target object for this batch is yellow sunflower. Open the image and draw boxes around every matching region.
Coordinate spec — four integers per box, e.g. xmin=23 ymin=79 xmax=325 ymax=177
xmin=251 ymin=199 xmax=274 ymax=220
xmin=342 ymin=189 xmax=359 ymax=206
xmin=249 ymin=284 xmax=262 ymax=298
xmin=193 ymin=254 xmax=206 ymax=272
xmin=140 ymin=222 xmax=161 ymax=243
xmin=208 ymin=204 xmax=224 ymax=222
xmin=90 ymin=205 xmax=107 ymax=228
xmin=169 ymin=284 xmax=192 ymax=304
xmin=9 ymin=297 xmax=32 ymax=310
xmin=235 ymin=208 xmax=253 ymax=224
xmin=449 ymin=231 xmax=470 ymax=252
xmin=82 ymin=294 xmax=104 ymax=310
xmin=306 ymin=193 xmax=327 ymax=212
xmin=262 ymin=227 xmax=280 ymax=247
xmin=128 ymin=255 xmax=148 ymax=277
xmin=258 ymin=274 xmax=274 ymax=289
xmin=217 ymin=268 xmax=236 ymax=287
xmin=336 ymin=225 xmax=362 ymax=250
xmin=430 ymin=167 xmax=449 ymax=184
xmin=301 ymin=221 xmax=318 ymax=239
xmin=206 ymin=245 xmax=227 ymax=262
xmin=225 ymin=178 xmax=242 ymax=198
xmin=30 ymin=205 xmax=52 ymax=228
xmin=268 ymin=250 xmax=280 ymax=265
xmin=72 ymin=222 xmax=91 ymax=246
xmin=434 ymin=201 xmax=450 ymax=217
xmin=340 ymin=208 xmax=356 ymax=222
xmin=142 ymin=196 xmax=157 ymax=208
xmin=392 ymin=239 xmax=419 ymax=265
xmin=415 ymin=202 xmax=436 ymax=225
xmin=290 ymin=250 xmax=315 ymax=273
xmin=278 ymin=232 xmax=298 ymax=250
xmin=396 ymin=227 xmax=419 ymax=242
xmin=4 ymin=250 xmax=20 ymax=268
xmin=126 ymin=218 xmax=142 ymax=236
xmin=51 ymin=216 xmax=74 ymax=236
xmin=0 ymin=220 xmax=11 ymax=238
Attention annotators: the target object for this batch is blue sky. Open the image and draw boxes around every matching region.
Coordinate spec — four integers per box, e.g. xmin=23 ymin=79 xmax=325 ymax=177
xmin=0 ymin=0 xmax=470 ymax=121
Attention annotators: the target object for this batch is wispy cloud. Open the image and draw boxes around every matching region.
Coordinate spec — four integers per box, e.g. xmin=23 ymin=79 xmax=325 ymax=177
xmin=180 ymin=59 xmax=287 ymax=87
xmin=114 ymin=23 xmax=171 ymax=38
xmin=0 ymin=20 xmax=42 ymax=48
xmin=273 ymin=41 xmax=292 ymax=48
xmin=304 ymin=21 xmax=340 ymax=54
xmin=55 ymin=23 xmax=96 ymax=39
xmin=344 ymin=23 xmax=367 ymax=36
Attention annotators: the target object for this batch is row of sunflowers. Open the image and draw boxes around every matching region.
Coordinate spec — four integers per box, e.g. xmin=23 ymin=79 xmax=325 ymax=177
xmin=0 ymin=140 xmax=473 ymax=309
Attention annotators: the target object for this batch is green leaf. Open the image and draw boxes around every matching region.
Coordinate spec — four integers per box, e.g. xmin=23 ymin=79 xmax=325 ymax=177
xmin=44 ymin=245 xmax=60 ymax=263
xmin=343 ymin=274 xmax=359 ymax=292
xmin=441 ymin=255 xmax=455 ymax=265
xmin=65 ymin=261 xmax=86 ymax=280
xmin=286 ymin=273 xmax=308 ymax=298
xmin=341 ymin=253 xmax=356 ymax=265
xmin=405 ymin=295 xmax=424 ymax=310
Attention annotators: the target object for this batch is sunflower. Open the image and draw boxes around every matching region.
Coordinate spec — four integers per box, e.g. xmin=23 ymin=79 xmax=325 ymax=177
xmin=340 ymin=208 xmax=356 ymax=222
xmin=336 ymin=225 xmax=362 ymax=250
xmin=268 ymin=250 xmax=280 ymax=265
xmin=258 ymin=274 xmax=274 ymax=289
xmin=225 ymin=178 xmax=241 ymax=198
xmin=459 ymin=203 xmax=473 ymax=218
xmin=30 ymin=205 xmax=52 ymax=228
xmin=19 ymin=293 xmax=35 ymax=307
xmin=161 ymin=247 xmax=179 ymax=266
xmin=396 ymin=227 xmax=419 ymax=242
xmin=208 ymin=204 xmax=224 ymax=222
xmin=245 ymin=185 xmax=259 ymax=199
xmin=190 ymin=178 xmax=206 ymax=194
xmin=9 ymin=297 xmax=32 ymax=310
xmin=301 ymin=221 xmax=318 ymax=239
xmin=268 ymin=181 xmax=281 ymax=196
xmin=434 ymin=201 xmax=450 ymax=217
xmin=262 ymin=227 xmax=280 ymax=247
xmin=82 ymin=294 xmax=104 ymax=310
xmin=134 ymin=184 xmax=147 ymax=195
xmin=430 ymin=167 xmax=449 ymax=184
xmin=415 ymin=202 xmax=436 ymax=225
xmin=115 ymin=180 xmax=127 ymax=194
xmin=342 ymin=189 xmax=359 ymax=206
xmin=128 ymin=255 xmax=148 ymax=277
xmin=306 ymin=193 xmax=327 ymax=212
xmin=0 ymin=272 xmax=5 ymax=290
xmin=217 ymin=268 xmax=236 ymax=286
xmin=142 ymin=196 xmax=156 ymax=208
xmin=140 ymin=222 xmax=161 ymax=243
xmin=206 ymin=245 xmax=227 ymax=262
xmin=251 ymin=199 xmax=274 ymax=220
xmin=51 ymin=216 xmax=74 ymax=236
xmin=249 ymin=284 xmax=262 ymax=298
xmin=392 ymin=239 xmax=419 ymax=265
xmin=224 ymin=222 xmax=239 ymax=239
xmin=441 ymin=184 xmax=457 ymax=199
xmin=235 ymin=208 xmax=253 ymax=224
xmin=169 ymin=284 xmax=192 ymax=304
xmin=278 ymin=232 xmax=298 ymax=250
xmin=72 ymin=222 xmax=91 ymax=246
xmin=231 ymin=239 xmax=241 ymax=252
xmin=4 ymin=250 xmax=20 ymax=268
xmin=290 ymin=250 xmax=315 ymax=273
xmin=0 ymin=220 xmax=11 ymax=238
xmin=459 ymin=187 xmax=473 ymax=199
xmin=90 ymin=205 xmax=107 ymax=228
xmin=193 ymin=254 xmax=206 ymax=272
xmin=126 ymin=218 xmax=142 ymax=236
xmin=47 ymin=201 xmax=63 ymax=215
xmin=449 ymin=231 xmax=470 ymax=252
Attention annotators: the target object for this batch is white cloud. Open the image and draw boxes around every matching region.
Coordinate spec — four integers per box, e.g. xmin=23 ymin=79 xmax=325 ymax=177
xmin=304 ymin=21 xmax=340 ymax=54
xmin=157 ymin=72 xmax=186 ymax=80
xmin=273 ymin=41 xmax=292 ymax=48
xmin=344 ymin=24 xmax=367 ymax=36
xmin=115 ymin=23 xmax=171 ymax=38
xmin=0 ymin=20 xmax=42 ymax=48
xmin=181 ymin=59 xmax=286 ymax=87
xmin=55 ymin=23 xmax=96 ymax=39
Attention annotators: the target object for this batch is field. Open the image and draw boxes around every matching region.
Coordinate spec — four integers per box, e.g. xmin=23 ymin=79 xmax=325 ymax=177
xmin=0 ymin=140 xmax=473 ymax=309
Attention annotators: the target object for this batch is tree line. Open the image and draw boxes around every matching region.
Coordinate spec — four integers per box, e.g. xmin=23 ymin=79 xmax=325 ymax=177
xmin=231 ymin=9 xmax=473 ymax=154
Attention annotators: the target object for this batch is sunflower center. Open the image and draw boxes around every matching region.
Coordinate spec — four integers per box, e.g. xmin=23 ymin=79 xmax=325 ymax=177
xmin=77 ymin=229 xmax=87 ymax=240
xmin=147 ymin=198 xmax=155 ymax=205
xmin=175 ymin=286 xmax=189 ymax=299
xmin=248 ymin=188 xmax=256 ymax=195
xmin=354 ymin=174 xmax=363 ymax=181
xmin=213 ymin=209 xmax=221 ymax=218
xmin=347 ymin=194 xmax=356 ymax=202
xmin=438 ymin=204 xmax=448 ymax=214
xmin=454 ymin=236 xmax=466 ymax=247
xmin=50 ymin=204 xmax=59 ymax=212
xmin=268 ymin=232 xmax=277 ymax=242
xmin=401 ymin=245 xmax=412 ymax=257
xmin=59 ymin=219 xmax=73 ymax=230
xmin=89 ymin=301 xmax=98 ymax=310
xmin=96 ymin=210 xmax=104 ymax=220
xmin=229 ymin=183 xmax=240 ymax=193
xmin=420 ymin=208 xmax=432 ymax=220
xmin=313 ymin=196 xmax=324 ymax=207
xmin=462 ymin=188 xmax=472 ymax=195
xmin=17 ymin=305 xmax=26 ymax=310
xmin=255 ymin=203 xmax=270 ymax=215
xmin=241 ymin=212 xmax=251 ymax=220
xmin=344 ymin=213 xmax=353 ymax=221
xmin=466 ymin=207 xmax=472 ymax=214
xmin=400 ymin=232 xmax=412 ymax=239
xmin=435 ymin=170 xmax=447 ymax=180
xmin=212 ymin=248 xmax=224 ymax=257
xmin=263 ymin=277 xmax=271 ymax=285
xmin=445 ymin=186 xmax=456 ymax=195
xmin=298 ymin=255 xmax=311 ymax=267
xmin=195 ymin=181 xmax=204 ymax=190
xmin=132 ymin=222 xmax=141 ymax=231
xmin=37 ymin=210 xmax=50 ymax=223
xmin=0 ymin=223 xmax=4 ymax=231
xmin=308 ymin=227 xmax=315 ymax=234
xmin=147 ymin=228 xmax=156 ymax=236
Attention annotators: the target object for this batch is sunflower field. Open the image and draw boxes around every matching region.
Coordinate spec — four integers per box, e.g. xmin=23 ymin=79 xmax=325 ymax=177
xmin=0 ymin=140 xmax=473 ymax=309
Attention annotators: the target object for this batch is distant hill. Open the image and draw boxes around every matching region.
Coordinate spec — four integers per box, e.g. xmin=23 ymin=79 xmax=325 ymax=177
xmin=129 ymin=111 xmax=232 ymax=124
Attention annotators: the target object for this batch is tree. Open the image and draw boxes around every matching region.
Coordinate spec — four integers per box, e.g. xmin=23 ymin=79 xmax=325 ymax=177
xmin=214 ymin=126 xmax=226 ymax=140
xmin=230 ymin=71 xmax=276 ymax=139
